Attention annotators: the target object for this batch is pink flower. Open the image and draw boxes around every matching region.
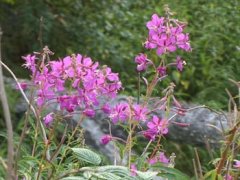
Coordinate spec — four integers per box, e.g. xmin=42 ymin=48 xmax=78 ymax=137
xmin=148 ymin=157 xmax=158 ymax=165
xmin=157 ymin=66 xmax=167 ymax=77
xmin=83 ymin=109 xmax=95 ymax=118
xmin=224 ymin=174 xmax=233 ymax=180
xmin=43 ymin=113 xmax=54 ymax=127
xmin=132 ymin=104 xmax=148 ymax=121
xmin=148 ymin=152 xmax=169 ymax=165
xmin=147 ymin=115 xmax=168 ymax=135
xmin=156 ymin=38 xmax=176 ymax=56
xmin=176 ymin=33 xmax=191 ymax=52
xmin=159 ymin=152 xmax=169 ymax=164
xmin=101 ymin=104 xmax=111 ymax=114
xmin=130 ymin=164 xmax=137 ymax=176
xmin=22 ymin=54 xmax=36 ymax=73
xmin=58 ymin=95 xmax=76 ymax=112
xmin=49 ymin=61 xmax=64 ymax=77
xmin=146 ymin=14 xmax=164 ymax=31
xmin=134 ymin=53 xmax=149 ymax=72
xmin=233 ymin=160 xmax=240 ymax=168
xmin=16 ymin=82 xmax=28 ymax=90
xmin=109 ymin=103 xmax=130 ymax=124
xmin=100 ymin=135 xmax=112 ymax=145
xmin=143 ymin=129 xmax=157 ymax=140
xmin=104 ymin=67 xmax=119 ymax=81
xmin=176 ymin=56 xmax=185 ymax=72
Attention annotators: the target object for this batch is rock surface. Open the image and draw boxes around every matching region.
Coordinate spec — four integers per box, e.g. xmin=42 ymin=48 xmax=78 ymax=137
xmin=3 ymin=77 xmax=230 ymax=163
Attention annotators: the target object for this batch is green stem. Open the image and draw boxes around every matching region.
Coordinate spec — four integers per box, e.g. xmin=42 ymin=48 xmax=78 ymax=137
xmin=137 ymin=72 xmax=140 ymax=104
xmin=0 ymin=27 xmax=15 ymax=179
xmin=57 ymin=115 xmax=85 ymax=172
xmin=32 ymin=117 xmax=40 ymax=156
xmin=150 ymin=135 xmax=162 ymax=159
xmin=141 ymin=140 xmax=152 ymax=157
xmin=216 ymin=121 xmax=240 ymax=175
xmin=144 ymin=73 xmax=159 ymax=105
xmin=128 ymin=122 xmax=132 ymax=168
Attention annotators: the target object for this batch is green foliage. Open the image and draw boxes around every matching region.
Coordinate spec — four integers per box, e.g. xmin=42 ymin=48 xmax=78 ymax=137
xmin=203 ymin=170 xmax=221 ymax=180
xmin=97 ymin=165 xmax=158 ymax=180
xmin=71 ymin=148 xmax=101 ymax=165
xmin=0 ymin=84 xmax=20 ymax=128
xmin=61 ymin=165 xmax=158 ymax=180
xmin=165 ymin=141 xmax=218 ymax=177
xmin=62 ymin=177 xmax=86 ymax=180
xmin=0 ymin=0 xmax=239 ymax=108
xmin=97 ymin=165 xmax=132 ymax=179
xmin=151 ymin=163 xmax=190 ymax=180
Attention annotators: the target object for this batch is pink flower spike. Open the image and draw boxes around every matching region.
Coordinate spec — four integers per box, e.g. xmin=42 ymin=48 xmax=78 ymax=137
xmin=130 ymin=164 xmax=137 ymax=176
xmin=100 ymin=135 xmax=112 ymax=145
xmin=43 ymin=113 xmax=54 ymax=127
xmin=233 ymin=160 xmax=240 ymax=168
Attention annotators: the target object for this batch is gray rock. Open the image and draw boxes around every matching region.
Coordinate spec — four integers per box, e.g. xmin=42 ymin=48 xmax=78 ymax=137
xmin=3 ymin=77 xmax=229 ymax=163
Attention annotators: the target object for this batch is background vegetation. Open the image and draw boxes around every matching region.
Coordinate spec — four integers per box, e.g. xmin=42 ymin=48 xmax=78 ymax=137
xmin=0 ymin=0 xmax=239 ymax=177
xmin=0 ymin=0 xmax=239 ymax=109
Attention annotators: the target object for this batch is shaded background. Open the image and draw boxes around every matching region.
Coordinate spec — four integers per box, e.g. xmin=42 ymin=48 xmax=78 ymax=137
xmin=0 ymin=0 xmax=239 ymax=176
xmin=0 ymin=0 xmax=239 ymax=109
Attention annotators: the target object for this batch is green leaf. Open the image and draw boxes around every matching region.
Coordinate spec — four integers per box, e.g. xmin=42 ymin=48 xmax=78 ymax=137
xmin=61 ymin=177 xmax=86 ymax=180
xmin=135 ymin=152 xmax=149 ymax=170
xmin=97 ymin=165 xmax=158 ymax=180
xmin=71 ymin=148 xmax=101 ymax=165
xmin=136 ymin=171 xmax=158 ymax=180
xmin=18 ymin=155 xmax=39 ymax=172
xmin=151 ymin=163 xmax=190 ymax=180
xmin=97 ymin=165 xmax=134 ymax=180
xmin=203 ymin=169 xmax=217 ymax=180
xmin=92 ymin=172 xmax=122 ymax=180
xmin=156 ymin=173 xmax=176 ymax=179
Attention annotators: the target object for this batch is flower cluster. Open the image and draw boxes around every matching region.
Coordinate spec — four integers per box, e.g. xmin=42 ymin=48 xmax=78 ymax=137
xmin=134 ymin=13 xmax=191 ymax=73
xmin=144 ymin=115 xmax=168 ymax=140
xmin=22 ymin=53 xmax=122 ymax=125
xmin=145 ymin=14 xmax=191 ymax=55
xmin=109 ymin=103 xmax=148 ymax=124
xmin=107 ymin=101 xmax=170 ymax=140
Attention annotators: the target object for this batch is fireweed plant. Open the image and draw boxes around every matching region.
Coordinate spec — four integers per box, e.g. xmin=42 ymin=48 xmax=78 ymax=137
xmin=2 ymin=6 xmax=239 ymax=180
